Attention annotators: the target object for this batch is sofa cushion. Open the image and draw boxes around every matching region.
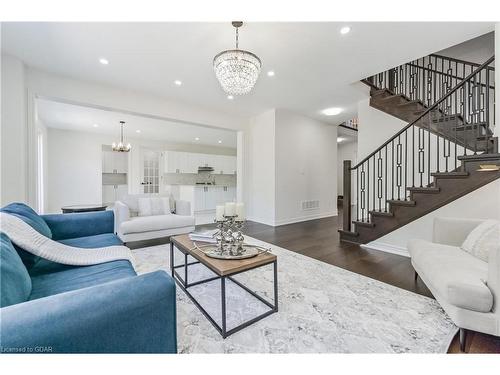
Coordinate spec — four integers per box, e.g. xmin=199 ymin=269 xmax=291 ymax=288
xmin=29 ymin=260 xmax=136 ymax=301
xmin=59 ymin=233 xmax=122 ymax=248
xmin=408 ymin=239 xmax=493 ymax=313
xmin=1 ymin=203 xmax=52 ymax=238
xmin=120 ymin=214 xmax=195 ymax=235
xmin=28 ymin=233 xmax=123 ymax=277
xmin=0 ymin=233 xmax=32 ymax=307
xmin=121 ymin=194 xmax=175 ymax=216
xmin=1 ymin=203 xmax=53 ymax=268
xmin=138 ymin=197 xmax=171 ymax=217
xmin=461 ymin=220 xmax=500 ymax=262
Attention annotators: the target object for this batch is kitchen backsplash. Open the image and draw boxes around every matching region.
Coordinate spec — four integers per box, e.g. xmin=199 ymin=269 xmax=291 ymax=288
xmin=102 ymin=173 xmax=127 ymax=185
xmin=164 ymin=172 xmax=236 ymax=186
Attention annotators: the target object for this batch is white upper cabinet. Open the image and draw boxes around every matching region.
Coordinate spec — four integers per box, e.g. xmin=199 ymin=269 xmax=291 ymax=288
xmin=102 ymin=150 xmax=128 ymax=173
xmin=164 ymin=151 xmax=178 ymax=173
xmin=163 ymin=151 xmax=236 ymax=175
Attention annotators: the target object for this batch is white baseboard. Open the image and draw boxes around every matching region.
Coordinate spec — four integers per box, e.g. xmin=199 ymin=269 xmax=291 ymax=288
xmin=248 ymin=211 xmax=338 ymax=227
xmin=246 ymin=216 xmax=276 ymax=227
xmin=361 ymin=241 xmax=410 ymax=257
xmin=273 ymin=211 xmax=338 ymax=226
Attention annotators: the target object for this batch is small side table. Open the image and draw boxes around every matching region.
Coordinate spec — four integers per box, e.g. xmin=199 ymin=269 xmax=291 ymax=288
xmin=61 ymin=204 xmax=107 ymax=214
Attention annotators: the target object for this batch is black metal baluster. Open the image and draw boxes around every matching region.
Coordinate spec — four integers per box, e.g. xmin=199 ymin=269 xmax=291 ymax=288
xmin=377 ymin=151 xmax=382 ymax=211
xmin=418 ymin=127 xmax=425 ymax=187
xmin=373 ymin=157 xmax=376 ymax=213
xmin=485 ymin=65 xmax=490 ymax=154
xmin=367 ymin=160 xmax=370 ymax=219
xmin=385 ymin=146 xmax=388 ymax=212
xmin=412 ymin=124 xmax=415 ymax=187
xmin=392 ymin=141 xmax=395 ymax=200
xmin=396 ymin=136 xmax=402 ymax=200
xmin=404 ymin=131 xmax=408 ymax=200
xmin=356 ymin=168 xmax=359 ymax=221
xmin=360 ymin=164 xmax=365 ymax=221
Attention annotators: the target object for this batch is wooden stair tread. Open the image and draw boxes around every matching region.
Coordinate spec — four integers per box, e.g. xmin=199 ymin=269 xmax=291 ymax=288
xmin=387 ymin=199 xmax=416 ymax=206
xmin=431 ymin=171 xmax=469 ymax=178
xmin=407 ymin=186 xmax=440 ymax=193
xmin=458 ymin=153 xmax=500 ymax=162
xmin=369 ymin=210 xmax=394 ymax=217
xmin=353 ymin=220 xmax=375 ymax=228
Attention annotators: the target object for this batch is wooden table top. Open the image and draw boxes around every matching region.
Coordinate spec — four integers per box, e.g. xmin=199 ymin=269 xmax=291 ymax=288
xmin=171 ymin=234 xmax=277 ymax=276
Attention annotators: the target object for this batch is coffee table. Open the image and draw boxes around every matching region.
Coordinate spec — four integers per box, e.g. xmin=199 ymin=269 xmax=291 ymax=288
xmin=170 ymin=234 xmax=278 ymax=338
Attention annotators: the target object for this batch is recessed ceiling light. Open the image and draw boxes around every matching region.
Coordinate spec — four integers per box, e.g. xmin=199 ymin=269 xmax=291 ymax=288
xmin=99 ymin=58 xmax=109 ymax=65
xmin=340 ymin=26 xmax=351 ymax=35
xmin=267 ymin=71 xmax=275 ymax=77
xmin=195 ymin=137 xmax=200 ymax=141
xmin=227 ymin=95 xmax=234 ymax=100
xmin=174 ymin=80 xmax=182 ymax=86
xmin=218 ymin=140 xmax=222 ymax=144
xmin=136 ymin=130 xmax=141 ymax=134
xmin=93 ymin=123 xmax=99 ymax=128
xmin=322 ymin=107 xmax=343 ymax=116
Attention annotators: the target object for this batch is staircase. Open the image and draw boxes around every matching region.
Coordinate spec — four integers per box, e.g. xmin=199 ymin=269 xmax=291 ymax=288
xmin=340 ymin=54 xmax=499 ymax=244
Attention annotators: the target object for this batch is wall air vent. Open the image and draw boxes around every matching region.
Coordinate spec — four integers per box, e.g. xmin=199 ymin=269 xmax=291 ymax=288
xmin=301 ymin=200 xmax=319 ymax=211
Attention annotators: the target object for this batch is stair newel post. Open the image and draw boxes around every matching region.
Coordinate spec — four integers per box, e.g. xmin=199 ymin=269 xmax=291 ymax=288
xmin=485 ymin=67 xmax=490 ymax=154
xmin=343 ymin=160 xmax=352 ymax=232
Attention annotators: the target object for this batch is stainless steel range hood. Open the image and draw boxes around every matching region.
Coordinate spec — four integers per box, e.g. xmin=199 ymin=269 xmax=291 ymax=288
xmin=197 ymin=166 xmax=214 ymax=173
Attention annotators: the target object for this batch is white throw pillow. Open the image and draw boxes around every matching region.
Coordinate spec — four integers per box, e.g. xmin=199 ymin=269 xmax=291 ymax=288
xmin=137 ymin=197 xmax=172 ymax=217
xmin=460 ymin=220 xmax=500 ymax=262
xmin=137 ymin=198 xmax=152 ymax=217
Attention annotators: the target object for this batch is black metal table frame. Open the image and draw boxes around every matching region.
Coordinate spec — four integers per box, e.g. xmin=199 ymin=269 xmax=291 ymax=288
xmin=170 ymin=242 xmax=278 ymax=338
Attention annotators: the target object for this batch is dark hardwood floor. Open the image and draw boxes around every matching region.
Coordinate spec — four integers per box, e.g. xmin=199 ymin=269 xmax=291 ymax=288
xmin=194 ymin=212 xmax=500 ymax=354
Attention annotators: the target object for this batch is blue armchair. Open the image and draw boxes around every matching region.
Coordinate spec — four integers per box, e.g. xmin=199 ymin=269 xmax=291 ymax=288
xmin=0 ymin=203 xmax=177 ymax=353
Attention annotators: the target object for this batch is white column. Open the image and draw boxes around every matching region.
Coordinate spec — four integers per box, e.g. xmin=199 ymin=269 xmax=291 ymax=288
xmin=496 ymin=23 xmax=500 ymax=136
xmin=236 ymin=130 xmax=244 ymax=203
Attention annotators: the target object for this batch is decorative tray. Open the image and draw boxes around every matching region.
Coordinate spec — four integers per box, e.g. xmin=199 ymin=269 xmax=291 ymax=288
xmin=193 ymin=243 xmax=271 ymax=260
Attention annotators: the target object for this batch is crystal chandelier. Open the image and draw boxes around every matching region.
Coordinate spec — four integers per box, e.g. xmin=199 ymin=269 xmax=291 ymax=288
xmin=213 ymin=21 xmax=262 ymax=95
xmin=112 ymin=121 xmax=131 ymax=152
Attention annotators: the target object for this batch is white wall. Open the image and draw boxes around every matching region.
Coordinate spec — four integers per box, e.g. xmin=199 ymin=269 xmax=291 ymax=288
xmin=46 ymin=128 xmax=165 ymax=213
xmin=365 ymin=179 xmax=500 ymax=256
xmin=357 ymin=98 xmax=406 ymax=161
xmin=337 ymin=141 xmax=358 ymax=196
xmin=274 ymin=109 xmax=337 ymax=225
xmin=245 ymin=110 xmax=276 ymax=226
xmin=496 ymin=23 xmax=500 ymax=136
xmin=1 ymin=54 xmax=27 ymax=206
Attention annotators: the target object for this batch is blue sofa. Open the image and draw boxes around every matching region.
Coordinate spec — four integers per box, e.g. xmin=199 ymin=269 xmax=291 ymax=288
xmin=0 ymin=203 xmax=177 ymax=353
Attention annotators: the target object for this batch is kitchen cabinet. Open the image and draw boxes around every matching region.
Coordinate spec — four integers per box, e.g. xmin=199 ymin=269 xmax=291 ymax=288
xmin=193 ymin=185 xmax=236 ymax=212
xmin=164 ymin=151 xmax=237 ymax=175
xmin=102 ymin=150 xmax=128 ymax=173
xmin=102 ymin=184 xmax=128 ymax=205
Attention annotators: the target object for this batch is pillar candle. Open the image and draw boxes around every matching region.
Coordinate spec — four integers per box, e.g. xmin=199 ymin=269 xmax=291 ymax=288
xmin=225 ymin=202 xmax=236 ymax=216
xmin=235 ymin=203 xmax=245 ymax=221
xmin=215 ymin=205 xmax=225 ymax=221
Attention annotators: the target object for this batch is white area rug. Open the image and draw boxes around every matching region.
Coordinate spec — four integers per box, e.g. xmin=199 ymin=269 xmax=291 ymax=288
xmin=132 ymin=236 xmax=457 ymax=353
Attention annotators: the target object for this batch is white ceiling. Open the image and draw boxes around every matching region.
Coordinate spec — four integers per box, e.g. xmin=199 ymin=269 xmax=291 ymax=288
xmin=2 ymin=22 xmax=495 ymax=124
xmin=36 ymin=98 xmax=237 ymax=147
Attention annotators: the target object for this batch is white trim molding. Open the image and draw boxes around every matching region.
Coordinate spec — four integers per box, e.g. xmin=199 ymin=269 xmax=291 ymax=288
xmin=248 ymin=211 xmax=338 ymax=227
xmin=361 ymin=241 xmax=410 ymax=258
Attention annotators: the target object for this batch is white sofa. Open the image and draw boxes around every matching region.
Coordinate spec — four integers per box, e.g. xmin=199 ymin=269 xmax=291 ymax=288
xmin=408 ymin=218 xmax=500 ymax=352
xmin=114 ymin=194 xmax=195 ymax=243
